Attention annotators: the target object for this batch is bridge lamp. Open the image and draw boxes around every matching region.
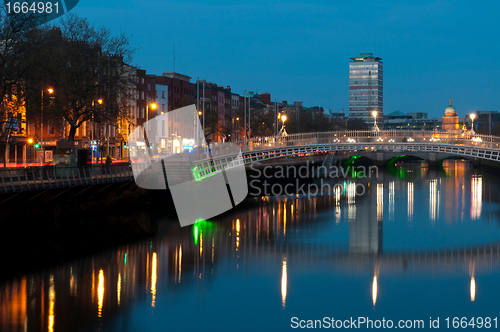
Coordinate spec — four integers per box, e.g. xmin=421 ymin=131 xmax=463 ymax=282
xmin=198 ymin=111 xmax=202 ymax=116
xmin=282 ymin=115 xmax=287 ymax=123
xmin=470 ymin=113 xmax=476 ymax=134
xmin=372 ymin=111 xmax=378 ymax=131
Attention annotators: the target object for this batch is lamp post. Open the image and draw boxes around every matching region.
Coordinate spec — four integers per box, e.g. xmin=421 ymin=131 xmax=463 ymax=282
xmin=145 ymin=101 xmax=157 ymax=153
xmin=279 ymin=115 xmax=287 ymax=136
xmin=40 ymin=87 xmax=54 ymax=165
xmin=470 ymin=113 xmax=476 ymax=135
xmin=198 ymin=110 xmax=202 ymax=146
xmin=372 ymin=110 xmax=379 ymax=133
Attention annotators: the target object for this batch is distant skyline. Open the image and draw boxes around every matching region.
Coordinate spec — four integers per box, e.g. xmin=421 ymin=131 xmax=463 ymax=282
xmin=68 ymin=0 xmax=500 ymax=118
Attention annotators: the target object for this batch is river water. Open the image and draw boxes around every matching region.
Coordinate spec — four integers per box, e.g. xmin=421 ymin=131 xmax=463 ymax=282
xmin=2 ymin=160 xmax=500 ymax=331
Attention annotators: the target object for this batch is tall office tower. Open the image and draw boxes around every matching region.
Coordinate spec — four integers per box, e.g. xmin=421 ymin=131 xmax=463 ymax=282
xmin=349 ymin=53 xmax=383 ymax=127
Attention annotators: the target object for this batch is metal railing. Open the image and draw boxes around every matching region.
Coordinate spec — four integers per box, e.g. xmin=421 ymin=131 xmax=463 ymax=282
xmin=218 ymin=130 xmax=500 ymax=152
xmin=0 ymin=164 xmax=134 ymax=194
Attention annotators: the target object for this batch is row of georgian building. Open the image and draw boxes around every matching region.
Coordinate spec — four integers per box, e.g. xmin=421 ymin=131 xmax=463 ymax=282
xmin=1 ymin=62 xmax=284 ymax=163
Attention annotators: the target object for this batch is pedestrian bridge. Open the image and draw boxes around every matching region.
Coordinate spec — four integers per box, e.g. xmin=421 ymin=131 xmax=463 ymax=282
xmin=191 ymin=130 xmax=500 ymax=180
xmin=2 ymin=130 xmax=500 ymax=194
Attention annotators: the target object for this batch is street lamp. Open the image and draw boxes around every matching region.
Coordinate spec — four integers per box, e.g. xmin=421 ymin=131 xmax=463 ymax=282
xmin=470 ymin=113 xmax=476 ymax=135
xmin=41 ymin=87 xmax=54 ymax=165
xmin=372 ymin=111 xmax=379 ymax=132
xmin=278 ymin=115 xmax=287 ymax=136
xmin=145 ymin=101 xmax=157 ymax=152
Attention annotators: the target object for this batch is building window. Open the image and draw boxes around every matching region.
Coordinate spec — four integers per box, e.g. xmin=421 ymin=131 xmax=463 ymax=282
xmin=162 ymin=104 xmax=165 ymax=113
xmin=162 ymin=91 xmax=165 ymax=99
xmin=140 ymin=91 xmax=144 ymax=100
xmin=147 ymin=84 xmax=150 ymax=91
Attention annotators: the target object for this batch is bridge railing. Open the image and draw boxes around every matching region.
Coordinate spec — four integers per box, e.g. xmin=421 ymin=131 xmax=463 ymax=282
xmin=219 ymin=130 xmax=500 ymax=153
xmin=0 ymin=164 xmax=134 ymax=194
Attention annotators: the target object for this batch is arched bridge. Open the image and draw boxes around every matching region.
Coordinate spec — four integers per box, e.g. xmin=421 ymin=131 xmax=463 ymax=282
xmin=192 ymin=130 xmax=500 ymax=179
xmin=2 ymin=130 xmax=500 ymax=194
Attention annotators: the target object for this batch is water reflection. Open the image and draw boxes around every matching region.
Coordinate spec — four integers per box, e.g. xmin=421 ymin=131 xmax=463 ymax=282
xmin=281 ymin=258 xmax=287 ymax=309
xmin=1 ymin=161 xmax=500 ymax=331
xmin=429 ymin=179 xmax=439 ymax=222
xmin=377 ymin=183 xmax=383 ymax=222
xmin=408 ymin=182 xmax=414 ymax=223
xmin=151 ymin=252 xmax=157 ymax=308
xmin=471 ymin=176 xmax=482 ymax=220
xmin=471 ymin=277 xmax=476 ymax=302
xmin=372 ymin=276 xmax=377 ymax=306
xmin=389 ymin=181 xmax=395 ymax=221
xmin=97 ymin=269 xmax=104 ymax=318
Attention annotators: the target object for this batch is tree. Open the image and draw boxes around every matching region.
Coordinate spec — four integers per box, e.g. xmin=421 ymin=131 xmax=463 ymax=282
xmin=0 ymin=9 xmax=47 ymax=165
xmin=346 ymin=118 xmax=369 ymax=130
xmin=27 ymin=14 xmax=136 ymax=141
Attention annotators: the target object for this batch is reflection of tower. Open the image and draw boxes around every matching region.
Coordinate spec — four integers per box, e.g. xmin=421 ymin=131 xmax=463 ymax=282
xmin=349 ymin=182 xmax=383 ymax=254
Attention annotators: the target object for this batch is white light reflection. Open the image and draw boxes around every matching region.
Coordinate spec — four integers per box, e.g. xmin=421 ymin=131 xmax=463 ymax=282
xmin=377 ymin=184 xmax=383 ymax=222
xmin=372 ymin=276 xmax=377 ymax=306
xmin=348 ymin=182 xmax=356 ymax=220
xmin=471 ymin=176 xmax=482 ymax=220
xmin=407 ymin=182 xmax=414 ymax=223
xmin=281 ymin=258 xmax=287 ymax=309
xmin=429 ymin=179 xmax=439 ymax=223
xmin=470 ymin=277 xmax=476 ymax=302
xmin=389 ymin=181 xmax=394 ymax=221
xmin=335 ymin=185 xmax=341 ymax=223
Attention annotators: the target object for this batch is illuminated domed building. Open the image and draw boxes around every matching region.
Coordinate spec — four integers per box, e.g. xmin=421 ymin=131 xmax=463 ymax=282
xmin=442 ymin=97 xmax=460 ymax=132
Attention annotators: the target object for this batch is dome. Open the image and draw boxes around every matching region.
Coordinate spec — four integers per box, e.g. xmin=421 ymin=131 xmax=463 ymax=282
xmin=444 ymin=105 xmax=457 ymax=116
xmin=444 ymin=97 xmax=457 ymax=117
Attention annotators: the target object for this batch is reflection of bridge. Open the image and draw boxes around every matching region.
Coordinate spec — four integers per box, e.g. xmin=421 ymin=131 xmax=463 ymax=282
xmin=193 ymin=130 xmax=500 ymax=177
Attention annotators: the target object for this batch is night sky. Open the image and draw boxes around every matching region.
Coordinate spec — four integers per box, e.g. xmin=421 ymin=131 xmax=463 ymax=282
xmin=69 ymin=0 xmax=500 ymax=117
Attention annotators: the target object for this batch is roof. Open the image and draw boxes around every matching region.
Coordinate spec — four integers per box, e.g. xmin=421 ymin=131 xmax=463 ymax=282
xmin=386 ymin=111 xmax=407 ymax=117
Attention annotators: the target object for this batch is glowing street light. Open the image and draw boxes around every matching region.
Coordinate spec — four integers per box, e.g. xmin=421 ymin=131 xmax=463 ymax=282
xmin=278 ymin=115 xmax=287 ymax=137
xmin=41 ymin=87 xmax=54 ymax=164
xmin=470 ymin=113 xmax=476 ymax=135
xmin=372 ymin=110 xmax=379 ymax=132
